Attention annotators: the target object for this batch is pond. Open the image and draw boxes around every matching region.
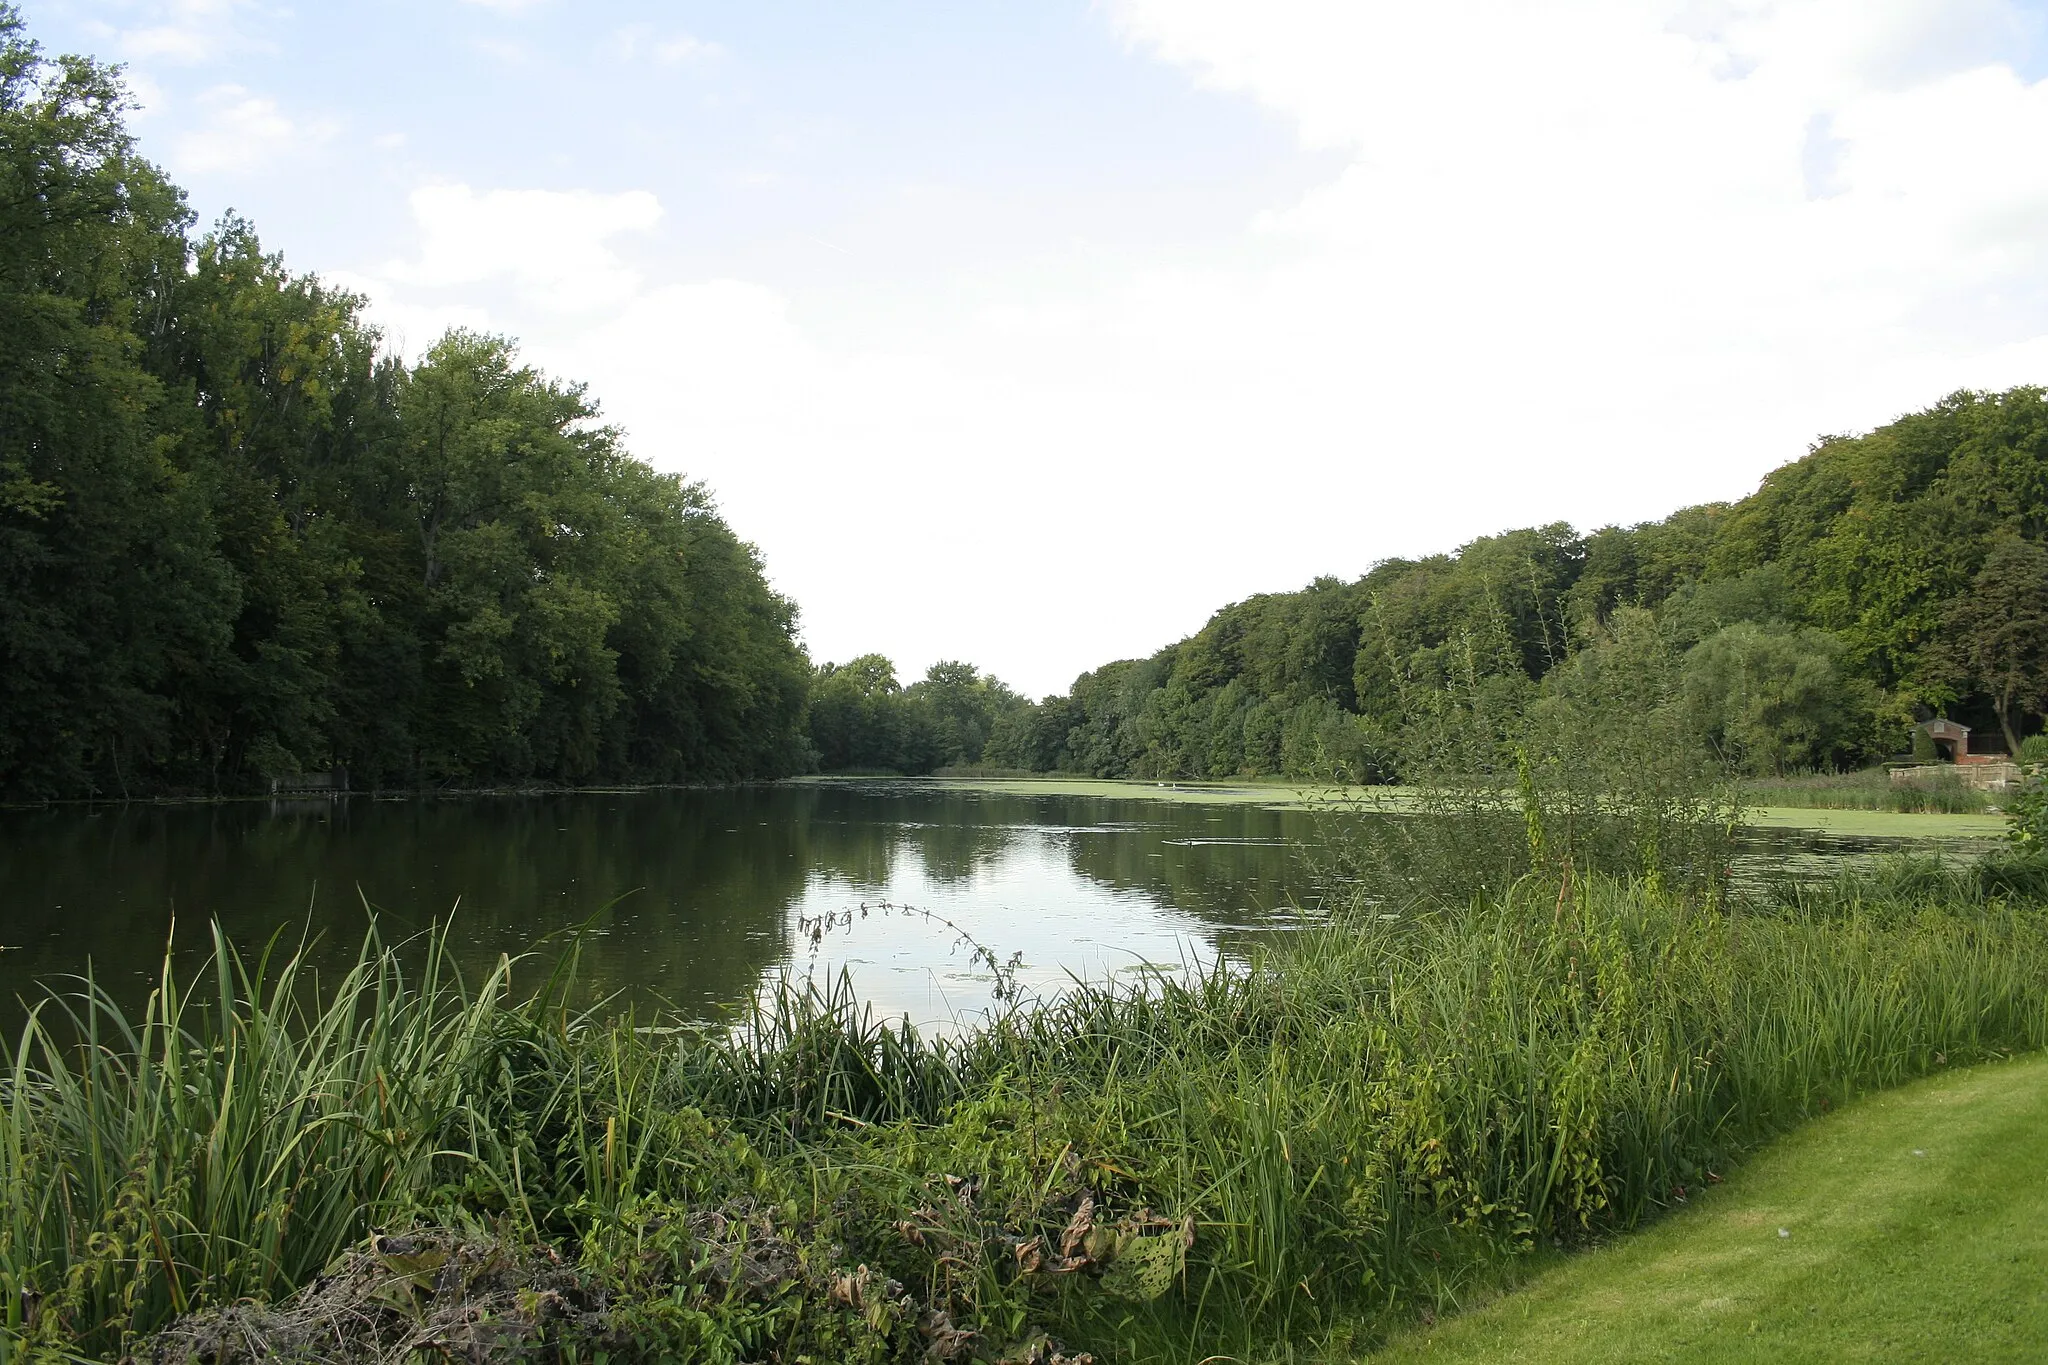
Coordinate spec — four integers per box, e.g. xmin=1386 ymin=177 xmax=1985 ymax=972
xmin=0 ymin=782 xmax=1327 ymax=1033
xmin=0 ymin=780 xmax=1986 ymax=1034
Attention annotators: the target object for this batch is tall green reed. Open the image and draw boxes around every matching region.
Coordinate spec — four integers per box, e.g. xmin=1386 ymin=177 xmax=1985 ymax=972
xmin=0 ymin=919 xmax=585 ymax=1357
xmin=920 ymin=874 xmax=2048 ymax=1356
xmin=5 ymin=873 xmax=2047 ymax=1362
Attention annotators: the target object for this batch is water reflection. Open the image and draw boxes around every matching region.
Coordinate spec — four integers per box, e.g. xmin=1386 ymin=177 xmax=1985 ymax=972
xmin=1728 ymin=825 xmax=1984 ymax=895
xmin=0 ymin=783 xmax=1325 ymax=1032
xmin=0 ymin=786 xmax=1978 ymax=1036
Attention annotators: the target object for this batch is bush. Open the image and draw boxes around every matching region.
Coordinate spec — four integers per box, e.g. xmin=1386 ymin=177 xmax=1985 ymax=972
xmin=1326 ymin=609 xmax=1739 ymax=907
xmin=8 ymin=870 xmax=2047 ymax=1362
xmin=2008 ymin=771 xmax=2048 ymax=854
xmin=1681 ymin=621 xmax=1882 ymax=774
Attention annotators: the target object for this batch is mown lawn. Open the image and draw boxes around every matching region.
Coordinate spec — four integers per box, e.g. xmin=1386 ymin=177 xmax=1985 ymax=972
xmin=1369 ymin=1050 xmax=2048 ymax=1363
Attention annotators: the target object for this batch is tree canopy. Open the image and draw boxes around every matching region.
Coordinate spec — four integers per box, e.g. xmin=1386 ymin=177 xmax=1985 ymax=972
xmin=0 ymin=11 xmax=810 ymax=798
xmin=9 ymin=6 xmax=2047 ymax=796
xmin=987 ymin=388 xmax=2048 ymax=781
xmin=807 ymin=657 xmax=1027 ymax=775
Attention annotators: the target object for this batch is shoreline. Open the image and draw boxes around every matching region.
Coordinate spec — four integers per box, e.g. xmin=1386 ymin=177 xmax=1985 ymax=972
xmin=3 ymin=773 xmax=2010 ymax=840
xmin=802 ymin=774 xmax=2014 ymax=840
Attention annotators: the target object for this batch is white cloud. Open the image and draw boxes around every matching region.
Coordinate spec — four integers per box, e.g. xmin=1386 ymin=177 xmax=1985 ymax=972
xmin=172 ymin=85 xmax=334 ymax=174
xmin=469 ymin=36 xmax=535 ymax=65
xmin=341 ymin=2 xmax=2048 ymax=695
xmin=326 ymin=268 xmax=493 ymax=358
xmin=121 ymin=24 xmax=216 ymax=62
xmin=610 ymin=24 xmax=727 ymax=65
xmin=122 ymin=70 xmax=166 ymax=120
xmin=368 ymin=184 xmax=664 ymax=317
xmin=113 ymin=0 xmax=257 ymax=66
xmin=1085 ymin=1 xmax=2048 ymax=462
xmin=655 ymin=33 xmax=724 ymax=64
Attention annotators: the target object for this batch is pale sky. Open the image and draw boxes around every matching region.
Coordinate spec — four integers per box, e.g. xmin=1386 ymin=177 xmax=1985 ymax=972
xmin=30 ymin=0 xmax=2048 ymax=697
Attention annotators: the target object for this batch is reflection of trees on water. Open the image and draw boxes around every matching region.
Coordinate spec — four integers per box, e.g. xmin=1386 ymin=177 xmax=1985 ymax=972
xmin=795 ymin=786 xmax=1025 ymax=889
xmin=0 ymin=785 xmax=1339 ymax=1032
xmin=0 ymin=792 xmax=822 ymax=1024
xmin=1056 ymin=807 xmax=1323 ymax=924
xmin=800 ymin=786 xmax=1325 ymax=922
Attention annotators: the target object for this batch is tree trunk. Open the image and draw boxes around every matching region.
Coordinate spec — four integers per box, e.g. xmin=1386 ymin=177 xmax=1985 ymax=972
xmin=421 ymin=505 xmax=443 ymax=588
xmin=1999 ymin=685 xmax=2022 ymax=756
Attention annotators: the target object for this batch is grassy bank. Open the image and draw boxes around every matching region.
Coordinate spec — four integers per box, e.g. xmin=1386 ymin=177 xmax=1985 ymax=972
xmin=1737 ymin=767 xmax=1995 ymax=815
xmin=5 ymin=870 xmax=2048 ymax=1362
xmin=1371 ymin=1049 xmax=2048 ymax=1362
xmin=809 ymin=775 xmax=2011 ymax=840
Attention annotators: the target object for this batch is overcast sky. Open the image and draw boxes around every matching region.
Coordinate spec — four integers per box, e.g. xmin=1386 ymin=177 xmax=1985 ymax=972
xmin=28 ymin=0 xmax=2048 ymax=696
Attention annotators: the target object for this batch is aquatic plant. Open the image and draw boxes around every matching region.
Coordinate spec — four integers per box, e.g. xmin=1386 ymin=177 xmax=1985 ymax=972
xmin=3 ymin=867 xmax=2045 ymax=1362
xmin=1740 ymin=767 xmax=1993 ymax=814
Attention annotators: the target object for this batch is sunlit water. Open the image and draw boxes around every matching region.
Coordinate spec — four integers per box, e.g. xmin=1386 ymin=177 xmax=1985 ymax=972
xmin=0 ymin=783 xmax=1319 ymax=1032
xmin=0 ymin=782 xmax=1981 ymax=1034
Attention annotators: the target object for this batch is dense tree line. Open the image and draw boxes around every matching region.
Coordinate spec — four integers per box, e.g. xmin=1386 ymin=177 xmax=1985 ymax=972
xmin=807 ymin=657 xmax=1027 ymax=774
xmin=988 ymin=389 xmax=2048 ymax=780
xmin=0 ymin=13 xmax=810 ymax=799
xmin=12 ymin=7 xmax=2047 ymax=797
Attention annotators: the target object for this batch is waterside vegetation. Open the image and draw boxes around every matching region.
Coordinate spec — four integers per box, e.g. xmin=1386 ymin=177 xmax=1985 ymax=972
xmin=1369 ymin=1050 xmax=2048 ymax=1363
xmin=969 ymin=395 xmax=2048 ymax=785
xmin=6 ymin=832 xmax=2048 ymax=1362
xmin=13 ymin=633 xmax=2045 ymax=1360
xmin=1737 ymin=767 xmax=1993 ymax=814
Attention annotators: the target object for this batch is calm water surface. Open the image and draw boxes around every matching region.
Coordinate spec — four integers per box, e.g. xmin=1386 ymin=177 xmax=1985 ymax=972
xmin=0 ymin=781 xmax=1976 ymax=1033
xmin=0 ymin=782 xmax=1325 ymax=1031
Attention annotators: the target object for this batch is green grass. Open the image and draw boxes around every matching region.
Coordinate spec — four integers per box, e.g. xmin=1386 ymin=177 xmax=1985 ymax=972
xmin=1368 ymin=1050 xmax=2048 ymax=1363
xmin=829 ymin=774 xmax=2012 ymax=839
xmin=1739 ymin=767 xmax=1996 ymax=815
xmin=6 ymin=874 xmax=2047 ymax=1361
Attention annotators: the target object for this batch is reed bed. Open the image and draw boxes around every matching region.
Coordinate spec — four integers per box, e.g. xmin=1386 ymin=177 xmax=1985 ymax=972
xmin=4 ymin=875 xmax=2048 ymax=1363
xmin=1739 ymin=767 xmax=1993 ymax=813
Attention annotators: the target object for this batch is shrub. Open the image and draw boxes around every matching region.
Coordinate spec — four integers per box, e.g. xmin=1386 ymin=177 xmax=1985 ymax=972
xmin=2008 ymin=771 xmax=2048 ymax=854
xmin=6 ymin=873 xmax=2046 ymax=1362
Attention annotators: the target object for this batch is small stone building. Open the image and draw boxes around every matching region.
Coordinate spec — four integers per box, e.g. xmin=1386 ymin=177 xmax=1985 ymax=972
xmin=1920 ymin=718 xmax=1973 ymax=762
xmin=1894 ymin=719 xmax=2020 ymax=792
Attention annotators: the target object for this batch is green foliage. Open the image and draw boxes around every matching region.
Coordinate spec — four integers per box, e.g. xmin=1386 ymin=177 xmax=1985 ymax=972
xmin=1738 ymin=767 xmax=1991 ymax=814
xmin=1937 ymin=536 xmax=2048 ymax=754
xmin=0 ymin=14 xmax=809 ymax=798
xmin=2008 ymin=772 xmax=2048 ymax=854
xmin=1640 ymin=563 xmax=1794 ymax=648
xmin=1708 ymin=392 xmax=2048 ymax=691
xmin=809 ymin=654 xmax=912 ymax=772
xmin=5 ymin=873 xmax=2046 ymax=1363
xmin=1328 ymin=608 xmax=1739 ymax=906
xmin=806 ymin=657 xmax=1030 ymax=775
xmin=0 ymin=6 xmax=224 ymax=799
xmin=1681 ymin=620 xmax=1884 ymax=774
xmin=911 ymin=660 xmax=1027 ymax=769
xmin=989 ymin=390 xmax=2048 ymax=786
